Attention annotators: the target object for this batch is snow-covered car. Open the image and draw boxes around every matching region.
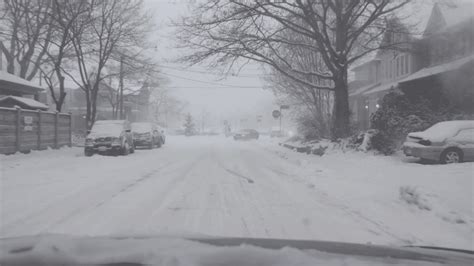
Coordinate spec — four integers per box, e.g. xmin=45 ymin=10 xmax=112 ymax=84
xmin=403 ymin=120 xmax=474 ymax=163
xmin=84 ymin=120 xmax=134 ymax=157
xmin=1 ymin=235 xmax=473 ymax=266
xmin=132 ymin=122 xmax=163 ymax=149
xmin=234 ymin=129 xmax=259 ymax=140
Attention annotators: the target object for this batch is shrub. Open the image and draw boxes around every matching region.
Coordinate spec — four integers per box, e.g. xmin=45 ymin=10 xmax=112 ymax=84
xmin=369 ymin=89 xmax=466 ymax=154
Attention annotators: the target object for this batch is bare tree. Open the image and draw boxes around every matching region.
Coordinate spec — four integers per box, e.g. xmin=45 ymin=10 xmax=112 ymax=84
xmin=0 ymin=0 xmax=53 ymax=80
xmin=176 ymin=0 xmax=410 ymax=138
xmin=65 ymin=0 xmax=151 ymax=129
xmin=41 ymin=0 xmax=91 ymax=112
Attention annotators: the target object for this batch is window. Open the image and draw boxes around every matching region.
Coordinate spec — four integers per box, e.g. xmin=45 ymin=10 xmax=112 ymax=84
xmin=405 ymin=54 xmax=410 ymax=74
xmin=453 ymin=128 xmax=474 ymax=142
xmin=400 ymin=56 xmax=405 ymax=75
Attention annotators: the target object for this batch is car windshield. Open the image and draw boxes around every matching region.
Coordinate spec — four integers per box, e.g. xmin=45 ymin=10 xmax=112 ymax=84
xmin=132 ymin=123 xmax=152 ymax=133
xmin=1 ymin=1 xmax=473 ymax=264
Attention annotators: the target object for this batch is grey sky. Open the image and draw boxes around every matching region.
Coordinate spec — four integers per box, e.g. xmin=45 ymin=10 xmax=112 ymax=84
xmin=145 ymin=0 xmax=277 ymax=122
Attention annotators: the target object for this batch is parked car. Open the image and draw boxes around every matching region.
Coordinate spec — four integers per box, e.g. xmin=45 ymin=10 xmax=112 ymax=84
xmin=234 ymin=129 xmax=259 ymax=140
xmin=132 ymin=122 xmax=163 ymax=149
xmin=84 ymin=120 xmax=134 ymax=157
xmin=403 ymin=120 xmax=474 ymax=164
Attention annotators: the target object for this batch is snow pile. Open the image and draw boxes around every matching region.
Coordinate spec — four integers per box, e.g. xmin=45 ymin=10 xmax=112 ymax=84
xmin=399 ymin=186 xmax=431 ymax=211
xmin=408 ymin=120 xmax=474 ymax=142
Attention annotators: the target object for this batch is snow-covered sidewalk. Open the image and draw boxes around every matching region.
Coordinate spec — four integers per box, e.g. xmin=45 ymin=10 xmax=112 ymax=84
xmin=259 ymin=137 xmax=474 ymax=250
xmin=0 ymin=136 xmax=472 ymax=250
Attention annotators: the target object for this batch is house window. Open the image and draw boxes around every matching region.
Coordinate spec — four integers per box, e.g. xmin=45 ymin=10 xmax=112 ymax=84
xmin=405 ymin=54 xmax=410 ymax=74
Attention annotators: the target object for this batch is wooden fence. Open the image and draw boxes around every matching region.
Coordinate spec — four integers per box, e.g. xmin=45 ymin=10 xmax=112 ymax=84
xmin=0 ymin=107 xmax=72 ymax=154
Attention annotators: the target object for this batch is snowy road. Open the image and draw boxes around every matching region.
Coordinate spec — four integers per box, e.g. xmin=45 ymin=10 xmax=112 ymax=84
xmin=1 ymin=136 xmax=473 ymax=250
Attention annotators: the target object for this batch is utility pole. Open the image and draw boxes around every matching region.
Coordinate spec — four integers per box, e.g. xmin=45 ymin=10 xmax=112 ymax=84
xmin=119 ymin=55 xmax=124 ymax=119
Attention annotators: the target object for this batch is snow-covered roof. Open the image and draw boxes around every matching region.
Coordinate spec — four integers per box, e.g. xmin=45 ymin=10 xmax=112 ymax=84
xmin=0 ymin=95 xmax=49 ymax=110
xmin=349 ymin=83 xmax=379 ymax=97
xmin=0 ymin=71 xmax=43 ymax=92
xmin=399 ymin=53 xmax=474 ymax=84
xmin=363 ymin=81 xmax=398 ymax=96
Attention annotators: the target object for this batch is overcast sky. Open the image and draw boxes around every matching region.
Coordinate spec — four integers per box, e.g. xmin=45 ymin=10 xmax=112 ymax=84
xmin=144 ymin=0 xmax=278 ymax=126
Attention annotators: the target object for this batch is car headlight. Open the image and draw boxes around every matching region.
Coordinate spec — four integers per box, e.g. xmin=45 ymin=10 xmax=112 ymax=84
xmin=85 ymin=138 xmax=95 ymax=146
xmin=418 ymin=139 xmax=431 ymax=146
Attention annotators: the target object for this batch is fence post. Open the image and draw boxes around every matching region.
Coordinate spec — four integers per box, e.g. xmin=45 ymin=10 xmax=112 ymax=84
xmin=37 ymin=110 xmax=42 ymax=150
xmin=69 ymin=112 xmax=72 ymax=147
xmin=15 ymin=107 xmax=21 ymax=153
xmin=54 ymin=111 xmax=59 ymax=149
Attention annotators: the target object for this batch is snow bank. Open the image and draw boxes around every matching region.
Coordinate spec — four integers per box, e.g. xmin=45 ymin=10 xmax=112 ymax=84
xmin=259 ymin=139 xmax=474 ymax=250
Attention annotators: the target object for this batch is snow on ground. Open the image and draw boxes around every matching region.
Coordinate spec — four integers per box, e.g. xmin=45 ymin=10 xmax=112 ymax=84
xmin=0 ymin=135 xmax=472 ymax=251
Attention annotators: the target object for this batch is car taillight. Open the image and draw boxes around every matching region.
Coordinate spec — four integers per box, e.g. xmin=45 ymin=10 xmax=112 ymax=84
xmin=418 ymin=139 xmax=431 ymax=146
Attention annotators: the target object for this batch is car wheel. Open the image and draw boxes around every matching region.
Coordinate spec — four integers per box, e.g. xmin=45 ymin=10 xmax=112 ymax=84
xmin=130 ymin=143 xmax=135 ymax=153
xmin=156 ymin=139 xmax=162 ymax=148
xmin=440 ymin=148 xmax=463 ymax=164
xmin=84 ymin=150 xmax=94 ymax=157
xmin=122 ymin=141 xmax=130 ymax=156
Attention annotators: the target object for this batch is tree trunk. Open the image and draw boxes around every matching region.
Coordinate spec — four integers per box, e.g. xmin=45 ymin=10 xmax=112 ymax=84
xmin=332 ymin=70 xmax=351 ymax=139
xmin=56 ymin=73 xmax=66 ymax=112
xmin=85 ymin=88 xmax=92 ymax=130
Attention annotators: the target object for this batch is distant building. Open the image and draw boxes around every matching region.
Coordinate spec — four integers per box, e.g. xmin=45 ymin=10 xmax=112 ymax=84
xmin=349 ymin=1 xmax=474 ymax=130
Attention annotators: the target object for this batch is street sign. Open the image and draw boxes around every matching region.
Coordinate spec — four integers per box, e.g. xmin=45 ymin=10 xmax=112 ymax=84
xmin=24 ymin=125 xmax=32 ymax=131
xmin=272 ymin=110 xmax=281 ymax=119
xmin=280 ymin=105 xmax=290 ymax=110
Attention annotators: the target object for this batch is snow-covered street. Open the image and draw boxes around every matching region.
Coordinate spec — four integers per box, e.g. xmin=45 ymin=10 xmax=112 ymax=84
xmin=1 ymin=136 xmax=473 ymax=250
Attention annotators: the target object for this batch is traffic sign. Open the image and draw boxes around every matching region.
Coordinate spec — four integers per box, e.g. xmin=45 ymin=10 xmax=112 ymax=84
xmin=272 ymin=110 xmax=281 ymax=119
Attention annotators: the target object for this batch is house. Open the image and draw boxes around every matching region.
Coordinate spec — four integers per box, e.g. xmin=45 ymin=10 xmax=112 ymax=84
xmin=349 ymin=1 xmax=474 ymax=130
xmin=349 ymin=18 xmax=417 ymax=130
xmin=398 ymin=1 xmax=474 ymax=113
xmin=0 ymin=71 xmax=43 ymax=99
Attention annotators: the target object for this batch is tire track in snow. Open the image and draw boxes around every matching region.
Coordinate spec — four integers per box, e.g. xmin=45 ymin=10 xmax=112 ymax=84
xmin=1 ymin=157 xmax=177 ymax=237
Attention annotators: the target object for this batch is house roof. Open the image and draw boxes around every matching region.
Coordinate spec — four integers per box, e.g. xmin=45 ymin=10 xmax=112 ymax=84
xmin=424 ymin=0 xmax=474 ymax=36
xmin=0 ymin=95 xmax=49 ymax=110
xmin=0 ymin=71 xmax=44 ymax=95
xmin=399 ymin=53 xmax=474 ymax=84
xmin=363 ymin=81 xmax=398 ymax=96
xmin=349 ymin=83 xmax=379 ymax=97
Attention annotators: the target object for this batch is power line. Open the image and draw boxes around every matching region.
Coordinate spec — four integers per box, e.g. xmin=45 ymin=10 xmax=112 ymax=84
xmin=157 ymin=64 xmax=267 ymax=77
xmin=160 ymin=72 xmax=263 ymax=88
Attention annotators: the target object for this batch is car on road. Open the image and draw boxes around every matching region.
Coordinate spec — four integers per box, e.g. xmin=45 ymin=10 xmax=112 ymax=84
xmin=403 ymin=120 xmax=474 ymax=164
xmin=132 ymin=122 xmax=163 ymax=149
xmin=84 ymin=120 xmax=134 ymax=157
xmin=234 ymin=129 xmax=259 ymax=140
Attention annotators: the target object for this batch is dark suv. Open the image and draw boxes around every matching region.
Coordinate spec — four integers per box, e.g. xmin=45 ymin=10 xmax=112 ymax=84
xmin=84 ymin=120 xmax=134 ymax=156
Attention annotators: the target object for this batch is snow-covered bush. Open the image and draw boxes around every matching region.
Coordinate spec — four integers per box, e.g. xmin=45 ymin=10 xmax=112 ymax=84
xmin=369 ymin=89 xmax=472 ymax=154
